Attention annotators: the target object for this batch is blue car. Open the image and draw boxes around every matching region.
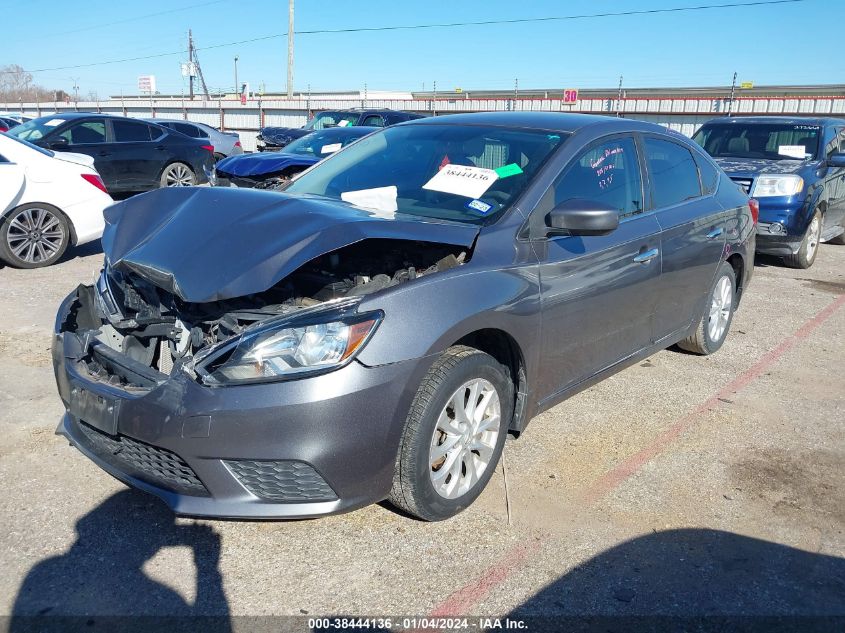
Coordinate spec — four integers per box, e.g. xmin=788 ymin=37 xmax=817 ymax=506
xmin=216 ymin=126 xmax=377 ymax=189
xmin=693 ymin=117 xmax=845 ymax=268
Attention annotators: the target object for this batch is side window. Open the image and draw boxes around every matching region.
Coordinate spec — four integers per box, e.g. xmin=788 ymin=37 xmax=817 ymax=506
xmin=552 ymin=137 xmax=643 ymax=219
xmin=174 ymin=122 xmax=201 ymax=138
xmin=828 ymin=128 xmax=845 ymax=157
xmin=361 ymin=115 xmax=385 ymax=127
xmin=59 ymin=121 xmax=106 ymax=144
xmin=112 ymin=119 xmax=153 ymax=142
xmin=693 ymin=152 xmax=719 ymax=196
xmin=644 ymin=138 xmax=702 ymax=208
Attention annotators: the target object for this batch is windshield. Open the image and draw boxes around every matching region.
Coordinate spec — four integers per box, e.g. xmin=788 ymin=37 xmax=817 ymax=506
xmin=285 ymin=124 xmax=567 ymax=224
xmin=7 ymin=116 xmax=67 ymax=142
xmin=693 ymin=123 xmax=821 ymax=160
xmin=303 ymin=111 xmax=359 ymax=131
xmin=282 ymin=129 xmax=372 ymax=157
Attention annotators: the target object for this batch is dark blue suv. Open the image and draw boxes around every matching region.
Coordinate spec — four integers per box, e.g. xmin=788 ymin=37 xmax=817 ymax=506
xmin=694 ymin=117 xmax=845 ymax=268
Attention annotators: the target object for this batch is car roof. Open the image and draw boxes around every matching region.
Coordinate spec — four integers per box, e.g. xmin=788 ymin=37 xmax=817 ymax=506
xmin=704 ymin=116 xmax=842 ymax=126
xmin=403 ymin=111 xmax=668 ymax=134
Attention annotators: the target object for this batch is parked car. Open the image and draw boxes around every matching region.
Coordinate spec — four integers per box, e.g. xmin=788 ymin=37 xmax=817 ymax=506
xmin=0 ymin=117 xmax=20 ymax=133
xmin=216 ymin=126 xmax=377 ymax=188
xmin=0 ymin=112 xmax=32 ymax=125
xmin=0 ymin=133 xmax=113 ymax=268
xmin=146 ymin=118 xmax=243 ymax=161
xmin=257 ymin=108 xmax=424 ymax=151
xmin=693 ymin=116 xmax=845 ymax=268
xmin=52 ymin=112 xmax=754 ymax=521
xmin=7 ymin=114 xmax=215 ymax=194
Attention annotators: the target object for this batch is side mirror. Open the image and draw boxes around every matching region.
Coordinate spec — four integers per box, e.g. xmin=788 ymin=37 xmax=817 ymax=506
xmin=48 ymin=137 xmax=69 ymax=150
xmin=546 ymin=199 xmax=620 ymax=236
xmin=828 ymin=152 xmax=845 ymax=168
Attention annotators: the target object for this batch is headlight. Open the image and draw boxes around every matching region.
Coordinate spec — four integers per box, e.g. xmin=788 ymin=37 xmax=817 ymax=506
xmin=751 ymin=175 xmax=803 ymax=197
xmin=195 ymin=310 xmax=382 ymax=385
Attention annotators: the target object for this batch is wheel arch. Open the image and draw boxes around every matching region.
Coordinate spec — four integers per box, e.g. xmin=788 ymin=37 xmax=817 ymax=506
xmin=726 ymin=252 xmax=744 ymax=304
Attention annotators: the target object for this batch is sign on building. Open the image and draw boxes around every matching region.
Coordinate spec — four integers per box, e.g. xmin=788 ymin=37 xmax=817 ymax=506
xmin=563 ymin=89 xmax=579 ymax=104
xmin=138 ymin=75 xmax=157 ymax=93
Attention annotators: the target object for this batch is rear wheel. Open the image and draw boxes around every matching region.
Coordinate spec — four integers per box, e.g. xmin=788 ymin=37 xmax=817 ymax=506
xmin=0 ymin=203 xmax=70 ymax=268
xmin=160 ymin=162 xmax=195 ymax=187
xmin=389 ymin=346 xmax=513 ymax=521
xmin=677 ymin=261 xmax=736 ymax=355
xmin=784 ymin=211 xmax=821 ymax=269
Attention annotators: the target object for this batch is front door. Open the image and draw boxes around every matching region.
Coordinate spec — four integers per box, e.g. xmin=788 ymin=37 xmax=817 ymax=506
xmin=531 ymin=135 xmax=662 ymax=401
xmin=53 ymin=119 xmax=116 ymax=187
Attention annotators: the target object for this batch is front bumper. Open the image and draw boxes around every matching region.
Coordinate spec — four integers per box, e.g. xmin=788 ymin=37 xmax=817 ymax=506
xmin=755 ymin=223 xmax=801 ymax=256
xmin=52 ymin=289 xmax=427 ymax=519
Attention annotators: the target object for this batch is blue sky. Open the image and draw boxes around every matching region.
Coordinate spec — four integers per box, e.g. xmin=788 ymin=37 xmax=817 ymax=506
xmin=2 ymin=0 xmax=842 ymax=97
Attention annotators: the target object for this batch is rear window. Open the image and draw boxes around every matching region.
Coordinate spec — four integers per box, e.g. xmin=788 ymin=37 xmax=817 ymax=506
xmin=693 ymin=152 xmax=719 ymax=195
xmin=693 ymin=123 xmax=821 ymax=160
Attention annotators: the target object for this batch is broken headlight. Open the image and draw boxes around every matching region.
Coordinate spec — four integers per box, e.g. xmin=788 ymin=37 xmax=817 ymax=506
xmin=195 ymin=310 xmax=382 ymax=385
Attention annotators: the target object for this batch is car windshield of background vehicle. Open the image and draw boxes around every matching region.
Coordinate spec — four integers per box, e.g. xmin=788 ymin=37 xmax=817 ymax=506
xmin=304 ymin=112 xmax=360 ymax=130
xmin=693 ymin=123 xmax=821 ymax=160
xmin=2 ymin=131 xmax=54 ymax=157
xmin=285 ymin=124 xmax=568 ymax=223
xmin=283 ymin=129 xmax=370 ymax=157
xmin=6 ymin=117 xmax=66 ymax=142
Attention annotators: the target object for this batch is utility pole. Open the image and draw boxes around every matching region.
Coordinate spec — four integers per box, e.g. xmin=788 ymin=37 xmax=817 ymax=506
xmin=616 ymin=75 xmax=624 ymax=117
xmin=287 ymin=0 xmax=294 ymax=99
xmin=234 ymin=56 xmax=239 ymax=96
xmin=727 ymin=71 xmax=737 ymax=116
xmin=188 ymin=30 xmax=195 ymax=100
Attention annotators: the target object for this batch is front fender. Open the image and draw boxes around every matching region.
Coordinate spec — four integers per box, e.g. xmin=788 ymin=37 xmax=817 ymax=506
xmin=355 ymin=266 xmax=541 ymax=372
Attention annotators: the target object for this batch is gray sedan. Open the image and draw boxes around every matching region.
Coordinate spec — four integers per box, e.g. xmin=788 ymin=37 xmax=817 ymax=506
xmin=52 ymin=112 xmax=755 ymax=521
xmin=147 ymin=119 xmax=243 ymax=160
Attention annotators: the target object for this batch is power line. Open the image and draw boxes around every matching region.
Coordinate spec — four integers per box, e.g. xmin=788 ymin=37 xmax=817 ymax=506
xmin=4 ymin=0 xmax=809 ymax=75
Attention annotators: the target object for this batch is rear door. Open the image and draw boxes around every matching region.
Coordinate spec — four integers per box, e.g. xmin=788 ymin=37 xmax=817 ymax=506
xmin=645 ymin=135 xmax=727 ymax=342
xmin=532 ymin=134 xmax=662 ymax=399
xmin=108 ymin=119 xmax=166 ymax=190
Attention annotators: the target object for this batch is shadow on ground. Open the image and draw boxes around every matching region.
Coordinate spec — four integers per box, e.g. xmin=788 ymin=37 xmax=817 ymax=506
xmin=506 ymin=528 xmax=845 ymax=632
xmin=9 ymin=489 xmax=231 ymax=633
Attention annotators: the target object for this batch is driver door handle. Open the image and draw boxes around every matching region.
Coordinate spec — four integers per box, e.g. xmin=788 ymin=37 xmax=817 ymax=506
xmin=633 ymin=248 xmax=659 ymax=264
xmin=98 ymin=151 xmax=111 ymax=157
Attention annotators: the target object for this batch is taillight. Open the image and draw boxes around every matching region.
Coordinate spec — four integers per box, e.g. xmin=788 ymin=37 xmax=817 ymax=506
xmin=201 ymin=144 xmax=214 ymax=153
xmin=0 ymin=126 xmax=8 ymax=133
xmin=234 ymin=140 xmax=241 ymax=147
xmin=81 ymin=173 xmax=108 ymax=193
xmin=748 ymin=198 xmax=759 ymax=225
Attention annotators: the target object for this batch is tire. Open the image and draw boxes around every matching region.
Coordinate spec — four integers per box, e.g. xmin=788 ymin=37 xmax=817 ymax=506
xmin=677 ymin=261 xmax=737 ymax=356
xmin=160 ymin=162 xmax=196 ymax=188
xmin=213 ymin=153 xmax=226 ymax=163
xmin=389 ymin=345 xmax=513 ymax=521
xmin=784 ymin=211 xmax=821 ymax=269
xmin=0 ymin=203 xmax=70 ymax=268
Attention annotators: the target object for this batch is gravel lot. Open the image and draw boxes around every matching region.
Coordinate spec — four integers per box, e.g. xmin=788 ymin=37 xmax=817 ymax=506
xmin=0 ymin=236 xmax=843 ymax=630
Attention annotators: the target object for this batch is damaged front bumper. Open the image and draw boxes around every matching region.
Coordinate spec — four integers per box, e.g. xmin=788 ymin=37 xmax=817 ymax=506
xmin=52 ymin=288 xmax=425 ymax=519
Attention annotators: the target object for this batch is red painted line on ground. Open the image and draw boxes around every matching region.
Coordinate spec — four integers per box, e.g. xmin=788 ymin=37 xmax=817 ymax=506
xmin=428 ymin=292 xmax=845 ymax=616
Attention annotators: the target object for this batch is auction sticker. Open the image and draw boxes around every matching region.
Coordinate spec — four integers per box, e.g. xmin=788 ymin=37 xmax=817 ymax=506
xmin=44 ymin=119 xmax=65 ymax=127
xmin=778 ymin=145 xmax=807 ymax=159
xmin=320 ymin=143 xmax=342 ymax=154
xmin=423 ymin=164 xmax=498 ymax=199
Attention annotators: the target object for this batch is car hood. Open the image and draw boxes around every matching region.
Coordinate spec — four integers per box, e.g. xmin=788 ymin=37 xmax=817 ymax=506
xmin=101 ymin=187 xmax=479 ymax=303
xmin=259 ymin=127 xmax=309 ymax=145
xmin=216 ymin=152 xmax=318 ymax=177
xmin=712 ymin=157 xmax=810 ymax=176
xmin=53 ymin=151 xmax=96 ymax=169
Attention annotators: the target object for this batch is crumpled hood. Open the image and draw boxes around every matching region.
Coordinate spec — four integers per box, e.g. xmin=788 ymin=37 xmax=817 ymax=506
xmin=713 ymin=157 xmax=811 ymax=176
xmin=101 ymin=187 xmax=479 ymax=303
xmin=259 ymin=127 xmax=309 ymax=145
xmin=216 ymin=151 xmax=318 ymax=177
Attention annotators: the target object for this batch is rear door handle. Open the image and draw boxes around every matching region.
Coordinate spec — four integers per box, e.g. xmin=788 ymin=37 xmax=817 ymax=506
xmin=97 ymin=151 xmax=111 ymax=157
xmin=706 ymin=227 xmax=724 ymax=239
xmin=633 ymin=248 xmax=659 ymax=264
xmin=155 ymin=145 xmax=166 ymax=150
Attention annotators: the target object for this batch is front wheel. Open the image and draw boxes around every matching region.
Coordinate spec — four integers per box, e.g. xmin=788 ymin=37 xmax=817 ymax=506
xmin=0 ymin=204 xmax=70 ymax=268
xmin=784 ymin=211 xmax=821 ymax=269
xmin=389 ymin=346 xmax=513 ymax=521
xmin=677 ymin=261 xmax=737 ymax=355
xmin=160 ymin=162 xmax=196 ymax=187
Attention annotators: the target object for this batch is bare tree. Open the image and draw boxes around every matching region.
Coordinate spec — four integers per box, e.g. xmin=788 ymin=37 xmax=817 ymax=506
xmin=0 ymin=64 xmax=68 ymax=102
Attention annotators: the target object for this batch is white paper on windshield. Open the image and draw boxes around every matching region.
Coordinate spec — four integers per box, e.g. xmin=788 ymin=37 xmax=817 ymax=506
xmin=44 ymin=118 xmax=65 ymax=127
xmin=778 ymin=145 xmax=807 ymax=159
xmin=341 ymin=186 xmax=398 ymax=212
xmin=422 ymin=164 xmax=498 ymax=199
xmin=320 ymin=143 xmax=342 ymax=154
xmin=336 ymin=120 xmax=350 ymax=127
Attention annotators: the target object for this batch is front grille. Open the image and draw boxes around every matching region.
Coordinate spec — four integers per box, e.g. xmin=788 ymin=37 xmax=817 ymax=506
xmin=730 ymin=177 xmax=753 ymax=194
xmin=225 ymin=459 xmax=337 ymax=502
xmin=76 ymin=420 xmax=208 ymax=496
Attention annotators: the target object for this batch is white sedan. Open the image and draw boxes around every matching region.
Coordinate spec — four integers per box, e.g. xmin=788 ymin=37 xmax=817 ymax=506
xmin=0 ymin=133 xmax=113 ymax=268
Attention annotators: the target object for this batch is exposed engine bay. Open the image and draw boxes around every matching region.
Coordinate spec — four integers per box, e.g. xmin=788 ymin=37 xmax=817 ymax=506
xmin=63 ymin=239 xmax=468 ymax=388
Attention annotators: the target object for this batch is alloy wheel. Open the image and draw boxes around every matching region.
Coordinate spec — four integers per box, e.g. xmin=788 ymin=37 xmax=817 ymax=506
xmin=429 ymin=378 xmax=501 ymax=499
xmin=6 ymin=207 xmax=66 ymax=264
xmin=707 ymin=275 xmax=733 ymax=342
xmin=165 ymin=164 xmax=193 ymax=186
xmin=805 ymin=216 xmax=820 ymax=260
